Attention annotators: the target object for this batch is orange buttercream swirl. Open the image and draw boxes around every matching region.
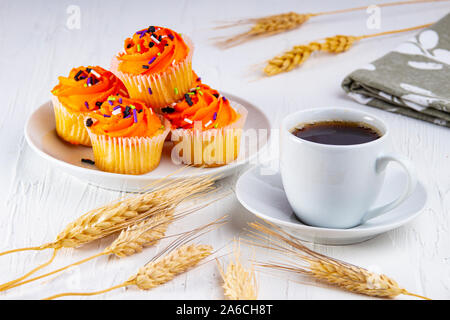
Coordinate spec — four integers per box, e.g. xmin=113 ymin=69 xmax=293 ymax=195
xmin=162 ymin=80 xmax=239 ymax=130
xmin=87 ymin=96 xmax=164 ymax=138
xmin=117 ymin=26 xmax=189 ymax=75
xmin=52 ymin=66 xmax=129 ymax=112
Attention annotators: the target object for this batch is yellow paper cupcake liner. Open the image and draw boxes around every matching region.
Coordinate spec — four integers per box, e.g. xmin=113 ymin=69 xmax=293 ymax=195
xmin=87 ymin=120 xmax=170 ymax=175
xmin=52 ymin=96 xmax=91 ymax=146
xmin=170 ymin=104 xmax=248 ymax=167
xmin=110 ymin=35 xmax=195 ymax=112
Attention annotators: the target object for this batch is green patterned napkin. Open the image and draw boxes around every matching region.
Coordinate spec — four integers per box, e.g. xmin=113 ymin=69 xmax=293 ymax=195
xmin=342 ymin=13 xmax=450 ymax=128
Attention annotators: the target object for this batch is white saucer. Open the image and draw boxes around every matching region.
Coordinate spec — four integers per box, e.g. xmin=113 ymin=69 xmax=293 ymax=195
xmin=236 ymin=165 xmax=427 ymax=245
xmin=25 ymin=93 xmax=270 ymax=192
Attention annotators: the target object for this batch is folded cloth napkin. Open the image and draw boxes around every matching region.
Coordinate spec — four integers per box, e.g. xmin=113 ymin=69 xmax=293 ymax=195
xmin=342 ymin=13 xmax=450 ymax=128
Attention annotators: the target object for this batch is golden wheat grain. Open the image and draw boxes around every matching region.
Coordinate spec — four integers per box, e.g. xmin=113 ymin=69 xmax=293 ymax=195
xmin=264 ymin=35 xmax=358 ymax=76
xmin=214 ymin=0 xmax=442 ymax=47
xmin=129 ymin=244 xmax=213 ymax=290
xmin=248 ymin=221 xmax=430 ymax=300
xmin=105 ymin=211 xmax=173 ymax=258
xmin=50 ymin=176 xmax=214 ymax=250
xmin=42 ymin=216 xmax=226 ymax=299
xmin=0 ymin=175 xmax=217 ymax=290
xmin=216 ymin=12 xmax=312 ymax=48
xmin=1 ymin=211 xmax=174 ymax=292
xmin=263 ymin=23 xmax=433 ymax=76
xmin=217 ymin=241 xmax=257 ymax=300
xmin=43 ymin=244 xmax=212 ymax=300
xmin=2 ymin=193 xmax=228 ymax=292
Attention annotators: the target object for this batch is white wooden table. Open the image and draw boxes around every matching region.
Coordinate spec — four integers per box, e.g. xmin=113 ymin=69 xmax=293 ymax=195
xmin=0 ymin=0 xmax=449 ymax=300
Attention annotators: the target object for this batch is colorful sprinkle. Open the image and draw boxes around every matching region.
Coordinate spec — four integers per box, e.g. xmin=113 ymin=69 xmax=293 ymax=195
xmin=85 ymin=118 xmax=93 ymax=127
xmin=184 ymin=118 xmax=193 ymax=124
xmin=148 ymin=87 xmax=152 ymax=95
xmin=213 ymin=112 xmax=217 ymax=120
xmin=137 ymin=44 xmax=141 ymax=52
xmin=118 ymin=98 xmax=123 ymax=104
xmin=84 ymin=101 xmax=89 ymax=109
xmin=91 ymin=70 xmax=101 ymax=78
xmin=133 ymin=109 xmax=138 ymax=123
xmin=168 ymin=34 xmax=174 ymax=40
xmin=108 ymin=100 xmax=114 ymax=106
xmin=81 ymin=158 xmax=95 ymax=165
xmin=74 ymin=70 xmax=83 ymax=81
xmin=112 ymin=108 xmax=122 ymax=116
xmin=222 ymin=96 xmax=227 ymax=102
xmin=204 ymin=120 xmax=212 ymax=128
xmin=103 ymin=114 xmax=111 ymax=118
xmin=151 ymin=35 xmax=160 ymax=44
xmin=214 ymin=123 xmax=218 ymax=128
xmin=174 ymin=87 xmax=179 ymax=95
xmin=149 ymin=57 xmax=156 ymax=64
xmin=142 ymin=65 xmax=149 ymax=69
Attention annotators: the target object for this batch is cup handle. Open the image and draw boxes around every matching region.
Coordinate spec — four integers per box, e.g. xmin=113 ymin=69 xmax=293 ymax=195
xmin=361 ymin=153 xmax=417 ymax=224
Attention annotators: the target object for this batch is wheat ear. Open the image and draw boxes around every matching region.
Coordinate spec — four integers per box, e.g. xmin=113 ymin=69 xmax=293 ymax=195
xmin=214 ymin=0 xmax=444 ymax=47
xmin=2 ymin=190 xmax=229 ymax=292
xmin=217 ymin=240 xmax=258 ymax=300
xmin=42 ymin=216 xmax=227 ymax=300
xmin=264 ymin=23 xmax=432 ymax=76
xmin=248 ymin=221 xmax=430 ymax=300
xmin=0 ymin=174 xmax=217 ymax=290
xmin=1 ymin=211 xmax=173 ymax=292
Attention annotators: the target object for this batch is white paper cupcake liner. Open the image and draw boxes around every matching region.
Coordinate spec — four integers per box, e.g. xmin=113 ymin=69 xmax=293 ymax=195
xmin=170 ymin=104 xmax=248 ymax=167
xmin=87 ymin=119 xmax=170 ymax=175
xmin=52 ymin=96 xmax=91 ymax=146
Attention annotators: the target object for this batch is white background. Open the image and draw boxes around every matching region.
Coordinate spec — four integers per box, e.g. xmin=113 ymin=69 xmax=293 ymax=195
xmin=0 ymin=0 xmax=449 ymax=299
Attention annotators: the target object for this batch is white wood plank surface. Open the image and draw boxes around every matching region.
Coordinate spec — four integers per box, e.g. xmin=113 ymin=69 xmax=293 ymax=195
xmin=0 ymin=0 xmax=449 ymax=299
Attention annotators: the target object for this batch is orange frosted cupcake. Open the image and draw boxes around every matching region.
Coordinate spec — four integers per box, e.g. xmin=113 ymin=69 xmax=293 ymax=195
xmin=164 ymin=80 xmax=247 ymax=167
xmin=51 ymin=66 xmax=129 ymax=146
xmin=86 ymin=96 xmax=169 ymax=175
xmin=110 ymin=26 xmax=194 ymax=112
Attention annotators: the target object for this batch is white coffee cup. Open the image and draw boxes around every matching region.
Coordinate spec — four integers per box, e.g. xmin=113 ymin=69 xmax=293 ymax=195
xmin=280 ymin=107 xmax=417 ymax=229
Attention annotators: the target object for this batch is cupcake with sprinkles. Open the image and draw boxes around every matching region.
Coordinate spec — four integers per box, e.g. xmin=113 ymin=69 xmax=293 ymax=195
xmin=164 ymin=79 xmax=247 ymax=167
xmin=110 ymin=26 xmax=194 ymax=113
xmin=85 ymin=96 xmax=169 ymax=175
xmin=51 ymin=66 xmax=129 ymax=146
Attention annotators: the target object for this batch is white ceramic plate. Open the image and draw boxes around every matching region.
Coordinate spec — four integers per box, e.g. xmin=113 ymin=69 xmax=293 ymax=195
xmin=25 ymin=93 xmax=270 ymax=191
xmin=236 ymin=165 xmax=428 ymax=245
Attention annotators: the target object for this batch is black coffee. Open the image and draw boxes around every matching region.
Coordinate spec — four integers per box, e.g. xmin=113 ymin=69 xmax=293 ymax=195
xmin=292 ymin=121 xmax=381 ymax=146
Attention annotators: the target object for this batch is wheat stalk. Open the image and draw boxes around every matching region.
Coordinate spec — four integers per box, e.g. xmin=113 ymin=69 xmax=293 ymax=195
xmin=264 ymin=35 xmax=358 ymax=76
xmin=0 ymin=174 xmax=217 ymax=290
xmin=105 ymin=211 xmax=173 ymax=258
xmin=214 ymin=0 xmax=445 ymax=47
xmin=216 ymin=12 xmax=312 ymax=48
xmin=247 ymin=221 xmax=430 ymax=300
xmin=42 ymin=216 xmax=227 ymax=299
xmin=264 ymin=23 xmax=432 ymax=76
xmin=217 ymin=240 xmax=258 ymax=300
xmin=2 ymin=189 xmax=229 ymax=292
xmin=128 ymin=244 xmax=212 ymax=290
